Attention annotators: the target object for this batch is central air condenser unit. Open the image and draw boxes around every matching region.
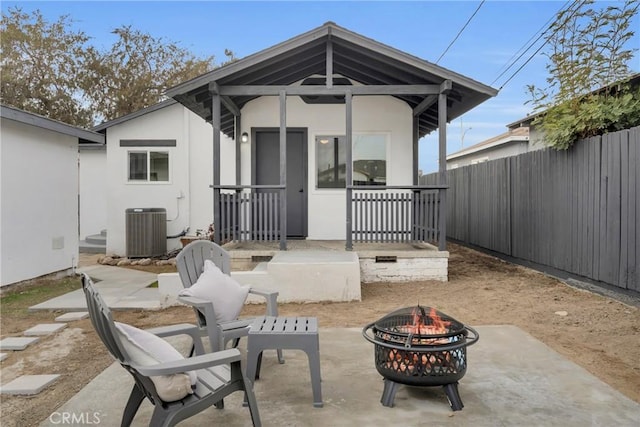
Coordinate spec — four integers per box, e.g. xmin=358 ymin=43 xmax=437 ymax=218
xmin=125 ymin=208 xmax=166 ymax=258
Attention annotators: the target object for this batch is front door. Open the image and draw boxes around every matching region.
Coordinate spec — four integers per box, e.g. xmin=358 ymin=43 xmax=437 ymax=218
xmin=254 ymin=128 xmax=307 ymax=238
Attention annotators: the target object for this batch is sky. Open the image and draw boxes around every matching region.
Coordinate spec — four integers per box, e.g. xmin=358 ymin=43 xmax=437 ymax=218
xmin=3 ymin=0 xmax=639 ymax=173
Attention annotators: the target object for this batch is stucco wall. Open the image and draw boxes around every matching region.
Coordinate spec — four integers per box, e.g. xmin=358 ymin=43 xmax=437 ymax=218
xmin=1 ymin=119 xmax=79 ymax=286
xmin=105 ymin=103 xmax=233 ymax=255
xmin=79 ymin=147 xmax=107 ymax=239
xmin=240 ymin=95 xmax=413 ymax=240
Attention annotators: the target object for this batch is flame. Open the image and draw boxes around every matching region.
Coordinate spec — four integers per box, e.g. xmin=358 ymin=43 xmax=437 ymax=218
xmin=405 ymin=306 xmax=450 ymax=334
xmin=399 ymin=306 xmax=451 ymax=344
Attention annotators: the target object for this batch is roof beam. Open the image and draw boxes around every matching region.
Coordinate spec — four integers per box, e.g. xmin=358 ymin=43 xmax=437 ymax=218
xmin=218 ymin=85 xmax=440 ymax=96
xmin=412 ymin=95 xmax=437 ymax=116
xmin=209 ymin=82 xmax=241 ymax=116
xmin=326 ymin=38 xmax=333 ymax=88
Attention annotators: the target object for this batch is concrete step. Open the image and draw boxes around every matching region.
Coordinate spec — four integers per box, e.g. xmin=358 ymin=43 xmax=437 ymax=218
xmin=100 ymin=229 xmax=107 ymax=237
xmin=264 ymin=251 xmax=361 ymax=302
xmin=79 ymin=240 xmax=106 ymax=254
xmin=158 ymin=251 xmax=361 ymax=306
xmin=85 ymin=233 xmax=106 ymax=245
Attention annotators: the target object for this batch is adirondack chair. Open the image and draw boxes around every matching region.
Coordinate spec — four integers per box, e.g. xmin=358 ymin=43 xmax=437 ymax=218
xmin=81 ymin=273 xmax=261 ymax=427
xmin=176 ymin=240 xmax=283 ymax=363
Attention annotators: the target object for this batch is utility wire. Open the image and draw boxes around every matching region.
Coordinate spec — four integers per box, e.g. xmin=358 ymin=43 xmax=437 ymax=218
xmin=491 ymin=0 xmax=570 ymax=86
xmin=498 ymin=0 xmax=586 ymax=90
xmin=436 ymin=0 xmax=486 ymax=64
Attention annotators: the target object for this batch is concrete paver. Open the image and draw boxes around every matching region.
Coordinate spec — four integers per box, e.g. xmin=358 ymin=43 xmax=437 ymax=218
xmin=1 ymin=375 xmax=60 ymax=395
xmin=45 ymin=326 xmax=640 ymax=427
xmin=29 ymin=265 xmax=157 ymax=311
xmin=24 ymin=323 xmax=67 ymax=336
xmin=55 ymin=312 xmax=89 ymax=322
xmin=0 ymin=337 xmax=39 ymax=351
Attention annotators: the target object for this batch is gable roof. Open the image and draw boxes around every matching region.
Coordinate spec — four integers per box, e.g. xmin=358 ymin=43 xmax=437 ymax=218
xmin=92 ymin=98 xmax=178 ymax=132
xmin=166 ymin=22 xmax=497 ymax=138
xmin=0 ymin=104 xmax=104 ymax=144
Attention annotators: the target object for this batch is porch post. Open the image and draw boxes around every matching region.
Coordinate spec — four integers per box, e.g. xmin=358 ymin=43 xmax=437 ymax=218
xmin=437 ymin=81 xmax=451 ymax=251
xmin=412 ymin=116 xmax=420 ymax=241
xmin=412 ymin=116 xmax=419 ymax=186
xmin=279 ymin=90 xmax=287 ymax=250
xmin=345 ymin=90 xmax=353 ymax=251
xmin=211 ymin=90 xmax=222 ymax=244
xmin=235 ymin=114 xmax=241 ymax=186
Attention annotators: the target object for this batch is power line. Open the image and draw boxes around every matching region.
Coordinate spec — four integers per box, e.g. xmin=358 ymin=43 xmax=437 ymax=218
xmin=491 ymin=0 xmax=570 ymax=86
xmin=436 ymin=0 xmax=486 ymax=64
xmin=498 ymin=0 xmax=586 ymax=90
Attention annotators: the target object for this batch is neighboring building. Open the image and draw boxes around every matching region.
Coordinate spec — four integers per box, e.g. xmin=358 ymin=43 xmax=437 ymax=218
xmin=0 ymin=104 xmax=104 ymax=286
xmin=506 ymin=72 xmax=640 ymax=146
xmin=446 ymin=127 xmax=530 ymax=169
xmin=448 ymin=73 xmax=640 ymax=169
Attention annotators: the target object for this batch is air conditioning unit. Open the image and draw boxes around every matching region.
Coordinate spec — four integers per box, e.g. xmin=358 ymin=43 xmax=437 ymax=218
xmin=125 ymin=208 xmax=167 ymax=258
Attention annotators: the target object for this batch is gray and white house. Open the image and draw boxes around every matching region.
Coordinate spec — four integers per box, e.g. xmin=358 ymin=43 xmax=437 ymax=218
xmin=90 ymin=22 xmax=497 ymax=292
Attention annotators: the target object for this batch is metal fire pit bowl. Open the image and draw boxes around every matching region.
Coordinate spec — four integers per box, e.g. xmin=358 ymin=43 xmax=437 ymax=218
xmin=362 ymin=306 xmax=479 ymax=410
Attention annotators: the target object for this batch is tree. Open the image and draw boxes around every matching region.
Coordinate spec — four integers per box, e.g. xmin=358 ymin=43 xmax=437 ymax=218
xmin=1 ymin=8 xmax=94 ymax=127
xmin=1 ymin=8 xmax=219 ymax=126
xmin=527 ymin=0 xmax=639 ymax=149
xmin=82 ymin=26 xmax=215 ymax=123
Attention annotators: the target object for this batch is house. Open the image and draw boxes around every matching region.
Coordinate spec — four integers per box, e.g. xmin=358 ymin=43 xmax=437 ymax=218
xmin=446 ymin=127 xmax=530 ymax=169
xmin=0 ymin=104 xmax=104 ymax=287
xmin=165 ymin=22 xmax=496 ymax=248
xmin=94 ymin=22 xmax=497 ymax=292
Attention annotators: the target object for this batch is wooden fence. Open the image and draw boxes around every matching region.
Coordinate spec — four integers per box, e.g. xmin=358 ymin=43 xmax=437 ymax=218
xmin=423 ymin=126 xmax=639 ymax=292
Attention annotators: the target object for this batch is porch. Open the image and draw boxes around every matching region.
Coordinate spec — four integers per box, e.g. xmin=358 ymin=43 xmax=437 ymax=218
xmin=217 ymin=184 xmax=447 ymax=253
xmin=224 ymin=239 xmax=447 ymax=303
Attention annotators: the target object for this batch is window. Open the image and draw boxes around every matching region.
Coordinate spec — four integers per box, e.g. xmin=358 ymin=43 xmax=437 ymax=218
xmin=316 ymin=136 xmax=346 ymax=188
xmin=316 ymin=134 xmax=387 ymax=188
xmin=353 ymin=134 xmax=386 ymax=186
xmin=128 ymin=150 xmax=169 ymax=182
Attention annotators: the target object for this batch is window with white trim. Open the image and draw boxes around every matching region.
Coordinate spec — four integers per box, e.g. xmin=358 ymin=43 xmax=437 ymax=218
xmin=128 ymin=150 xmax=169 ymax=182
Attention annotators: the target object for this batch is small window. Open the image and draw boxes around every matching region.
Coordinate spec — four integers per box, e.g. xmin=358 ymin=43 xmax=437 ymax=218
xmin=315 ymin=133 xmax=388 ymax=188
xmin=128 ymin=150 xmax=169 ymax=182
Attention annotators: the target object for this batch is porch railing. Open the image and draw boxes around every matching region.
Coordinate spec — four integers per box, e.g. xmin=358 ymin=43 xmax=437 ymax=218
xmin=213 ymin=185 xmax=285 ymax=247
xmin=348 ymin=185 xmax=447 ymax=250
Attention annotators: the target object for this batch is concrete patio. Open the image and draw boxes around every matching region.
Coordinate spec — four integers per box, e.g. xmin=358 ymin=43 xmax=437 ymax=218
xmin=43 ymin=325 xmax=640 ymax=427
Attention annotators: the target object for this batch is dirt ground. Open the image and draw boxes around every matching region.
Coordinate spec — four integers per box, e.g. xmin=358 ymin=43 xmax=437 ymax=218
xmin=1 ymin=243 xmax=639 ymax=426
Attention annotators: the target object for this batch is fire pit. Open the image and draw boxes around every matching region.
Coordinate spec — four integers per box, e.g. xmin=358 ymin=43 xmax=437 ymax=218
xmin=362 ymin=306 xmax=479 ymax=411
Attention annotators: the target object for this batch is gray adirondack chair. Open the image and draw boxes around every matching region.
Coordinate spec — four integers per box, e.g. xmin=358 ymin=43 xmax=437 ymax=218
xmin=81 ymin=273 xmax=261 ymax=427
xmin=176 ymin=240 xmax=284 ymax=363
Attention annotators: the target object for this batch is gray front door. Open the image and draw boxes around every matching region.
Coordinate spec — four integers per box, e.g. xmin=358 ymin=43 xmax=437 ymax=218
xmin=253 ymin=129 xmax=307 ymax=238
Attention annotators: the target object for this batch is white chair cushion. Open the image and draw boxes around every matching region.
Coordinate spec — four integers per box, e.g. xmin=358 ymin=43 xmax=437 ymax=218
xmin=114 ymin=322 xmax=196 ymax=402
xmin=179 ymin=259 xmax=250 ymax=323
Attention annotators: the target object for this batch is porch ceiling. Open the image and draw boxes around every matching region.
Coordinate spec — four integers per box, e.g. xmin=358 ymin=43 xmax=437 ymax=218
xmin=166 ymin=22 xmax=498 ymax=138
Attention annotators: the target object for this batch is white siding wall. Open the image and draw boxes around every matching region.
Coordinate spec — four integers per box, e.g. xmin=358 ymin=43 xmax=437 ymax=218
xmin=0 ymin=119 xmax=79 ymax=286
xmin=241 ymin=95 xmax=413 ymax=240
xmin=105 ymin=104 xmax=233 ymax=255
xmin=79 ymin=147 xmax=107 ymax=239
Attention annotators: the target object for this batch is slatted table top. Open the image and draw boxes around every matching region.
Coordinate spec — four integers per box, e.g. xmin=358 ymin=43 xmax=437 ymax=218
xmin=249 ymin=316 xmax=318 ymax=335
